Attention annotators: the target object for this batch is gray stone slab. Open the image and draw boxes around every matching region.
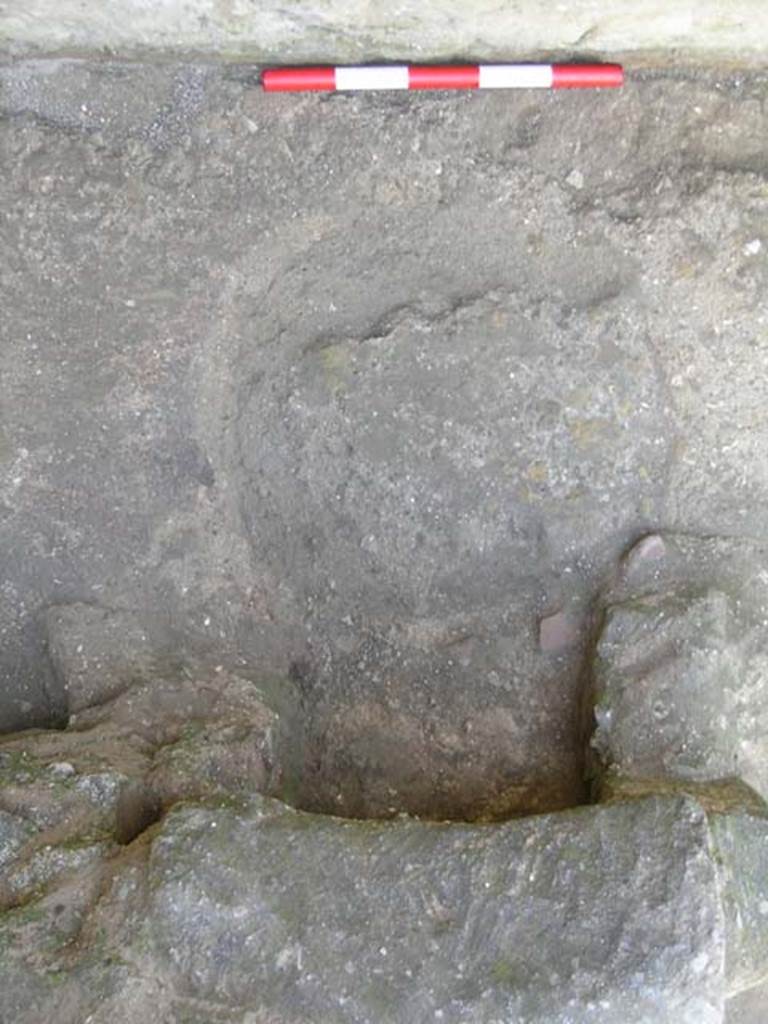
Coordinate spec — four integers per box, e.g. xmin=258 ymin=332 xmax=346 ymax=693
xmin=1 ymin=1 xmax=768 ymax=64
xmin=148 ymin=794 xmax=725 ymax=1023
xmin=710 ymin=812 xmax=768 ymax=996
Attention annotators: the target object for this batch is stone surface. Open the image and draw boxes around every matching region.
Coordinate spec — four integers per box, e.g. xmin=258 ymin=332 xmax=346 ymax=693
xmin=1 ymin=1 xmax=768 ymax=63
xmin=598 ymin=776 xmax=768 ymax=818
xmin=0 ymin=670 xmax=283 ymax=915
xmin=148 ymin=794 xmax=726 ymax=1023
xmin=5 ymin=661 xmax=768 ymax=1022
xmin=3 ymin=61 xmax=768 ymax=821
xmin=727 ymin=979 xmax=768 ymax=1023
xmin=621 ymin=533 xmax=667 ymax=579
xmin=0 ymin=792 xmax=729 ymax=1024
xmin=0 ymin=809 xmax=35 ymax=869
xmin=45 ymin=602 xmax=160 ymax=715
xmin=0 ymin=748 xmax=128 ymax=839
xmin=592 ymin=588 xmax=745 ymax=782
xmin=0 ymin=839 xmax=110 ymax=910
xmin=1 ymin=49 xmax=768 ymax=1024
xmin=588 ymin=534 xmax=768 ymax=803
xmin=585 ymin=532 xmax=768 ymax=1014
xmin=710 ymin=812 xmax=768 ymax=995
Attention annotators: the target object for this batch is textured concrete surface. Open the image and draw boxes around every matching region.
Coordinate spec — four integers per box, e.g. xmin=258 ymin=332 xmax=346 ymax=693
xmin=3 ymin=61 xmax=768 ymax=825
xmin=1 ymin=1 xmax=768 ymax=64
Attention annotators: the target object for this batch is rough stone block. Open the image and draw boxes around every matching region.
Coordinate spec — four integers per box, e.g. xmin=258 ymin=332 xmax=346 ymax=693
xmin=149 ymin=794 xmax=725 ymax=1023
xmin=592 ymin=589 xmax=745 ymax=784
xmin=710 ymin=812 xmax=768 ymax=995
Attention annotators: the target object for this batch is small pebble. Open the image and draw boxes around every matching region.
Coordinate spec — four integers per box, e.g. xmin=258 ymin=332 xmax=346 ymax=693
xmin=539 ymin=611 xmax=579 ymax=653
xmin=623 ymin=533 xmax=666 ymax=576
xmin=743 ymin=239 xmax=762 ymax=256
xmin=50 ymin=761 xmax=76 ymax=778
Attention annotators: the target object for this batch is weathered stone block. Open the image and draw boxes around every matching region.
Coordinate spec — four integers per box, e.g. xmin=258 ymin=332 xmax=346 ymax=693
xmin=592 ymin=589 xmax=745 ymax=783
xmin=149 ymin=794 xmax=725 ymax=1023
xmin=710 ymin=812 xmax=768 ymax=995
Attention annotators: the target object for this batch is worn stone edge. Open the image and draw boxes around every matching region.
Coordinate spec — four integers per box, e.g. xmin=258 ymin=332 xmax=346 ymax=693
xmin=1 ymin=44 xmax=768 ymax=70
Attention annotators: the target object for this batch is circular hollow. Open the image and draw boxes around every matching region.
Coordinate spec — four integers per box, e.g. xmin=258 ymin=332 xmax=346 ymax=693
xmin=222 ymin=268 xmax=668 ymax=822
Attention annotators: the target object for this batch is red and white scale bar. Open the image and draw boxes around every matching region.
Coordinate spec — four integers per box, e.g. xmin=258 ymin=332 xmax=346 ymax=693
xmin=263 ymin=64 xmax=623 ymax=92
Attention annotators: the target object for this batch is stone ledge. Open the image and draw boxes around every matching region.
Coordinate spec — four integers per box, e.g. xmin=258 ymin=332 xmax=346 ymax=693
xmin=1 ymin=1 xmax=767 ymax=65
